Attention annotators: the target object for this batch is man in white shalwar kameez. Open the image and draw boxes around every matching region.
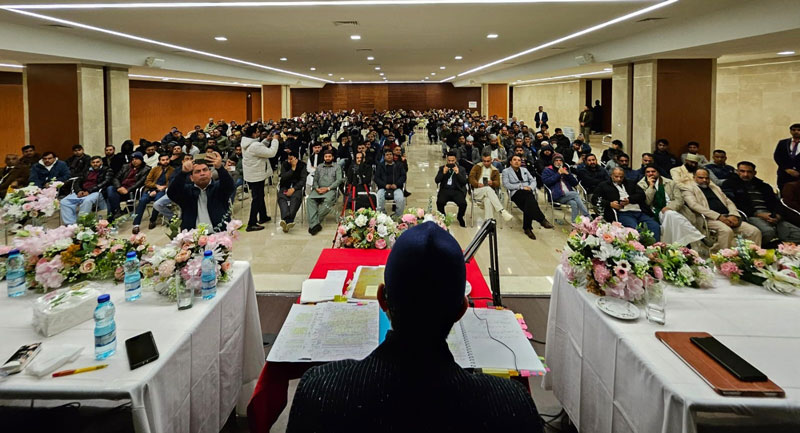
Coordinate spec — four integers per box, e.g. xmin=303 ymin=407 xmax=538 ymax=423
xmin=638 ymin=164 xmax=704 ymax=245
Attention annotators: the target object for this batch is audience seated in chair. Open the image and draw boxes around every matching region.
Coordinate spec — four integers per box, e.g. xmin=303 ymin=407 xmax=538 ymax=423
xmin=502 ymin=155 xmax=554 ymax=240
xmin=671 ymin=153 xmax=718 ymax=189
xmin=375 ymin=147 xmax=406 ymax=218
xmin=20 ymin=144 xmax=41 ymax=168
xmin=468 ymin=153 xmax=513 ymax=223
xmin=0 ymin=154 xmax=30 ymax=199
xmin=596 ymin=167 xmax=661 ymax=241
xmin=29 ymin=151 xmax=70 ymax=188
xmin=306 ymin=150 xmax=343 ymax=236
xmin=106 ymin=152 xmax=151 ymax=222
xmin=167 ymin=152 xmax=234 ymax=232
xmin=637 ymin=164 xmax=704 ymax=245
xmin=680 ymin=168 xmax=761 ymax=251
xmin=65 ymin=144 xmax=92 ymax=178
xmin=576 ymin=153 xmax=609 ymax=209
xmin=680 ymin=141 xmax=709 ymax=166
xmin=457 ymin=135 xmax=480 ymax=173
xmin=542 ymin=155 xmax=590 ymax=223
xmin=61 ymin=156 xmax=112 ymax=225
xmin=132 ymin=153 xmax=174 ymax=234
xmin=277 ymin=152 xmax=308 ymax=233
xmin=435 ymin=152 xmax=468 ymax=227
xmin=721 ymin=161 xmax=800 ymax=247
xmin=705 ymin=149 xmax=735 ymax=186
xmin=286 ymin=222 xmax=544 ymax=433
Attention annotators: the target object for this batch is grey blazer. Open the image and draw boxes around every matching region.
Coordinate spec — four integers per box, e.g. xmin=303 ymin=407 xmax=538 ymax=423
xmin=502 ymin=166 xmax=537 ymax=198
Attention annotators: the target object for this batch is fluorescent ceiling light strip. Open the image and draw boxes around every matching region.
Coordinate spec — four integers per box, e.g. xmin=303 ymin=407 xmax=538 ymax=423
xmin=515 ymin=79 xmax=580 ymax=87
xmin=0 ymin=63 xmax=24 ymax=68
xmin=513 ymin=70 xmax=607 ymax=84
xmin=129 ymin=74 xmax=260 ymax=87
xmin=2 ymin=0 xmax=641 ymax=10
xmin=0 ymin=8 xmax=333 ymax=83
xmin=454 ymin=0 xmax=678 ymax=78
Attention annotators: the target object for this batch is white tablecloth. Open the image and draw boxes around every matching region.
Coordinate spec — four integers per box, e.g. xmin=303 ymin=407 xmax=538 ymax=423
xmin=0 ymin=261 xmax=265 ymax=433
xmin=544 ymin=266 xmax=800 ymax=433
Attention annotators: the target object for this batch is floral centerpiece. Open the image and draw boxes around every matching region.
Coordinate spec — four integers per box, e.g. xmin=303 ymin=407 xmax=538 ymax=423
xmin=143 ymin=219 xmax=242 ymax=300
xmin=646 ymin=242 xmax=714 ymax=288
xmin=711 ymin=238 xmax=799 ymax=294
xmin=560 ymin=216 xmax=654 ymax=302
xmin=12 ymin=214 xmax=151 ymax=292
xmin=397 ymin=207 xmax=453 ymax=235
xmin=0 ymin=182 xmax=63 ymax=225
xmin=334 ymin=208 xmax=397 ymax=249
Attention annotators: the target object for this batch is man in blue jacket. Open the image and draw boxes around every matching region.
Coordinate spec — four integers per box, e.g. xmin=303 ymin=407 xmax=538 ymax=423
xmin=29 ymin=151 xmax=70 ymax=188
xmin=167 ymin=151 xmax=234 ymax=232
xmin=542 ymin=155 xmax=589 ymax=223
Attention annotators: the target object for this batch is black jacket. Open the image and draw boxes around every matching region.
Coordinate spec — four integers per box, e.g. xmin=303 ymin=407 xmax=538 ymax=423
xmin=721 ymin=176 xmax=780 ymax=218
xmin=577 ymin=165 xmax=610 ymax=194
xmin=346 ymin=162 xmax=373 ymax=188
xmin=167 ymin=166 xmax=235 ymax=231
xmin=112 ymin=163 xmax=151 ymax=192
xmin=595 ymin=179 xmax=653 ymax=222
xmin=435 ymin=165 xmax=467 ymax=195
xmin=279 ymin=160 xmax=308 ymax=191
xmin=375 ymin=162 xmax=406 ymax=189
xmin=66 ymin=154 xmax=92 ymax=177
xmin=653 ymin=150 xmax=679 ymax=179
xmin=73 ymin=166 xmax=113 ymax=194
xmin=286 ymin=331 xmax=543 ymax=433
xmin=774 ymin=138 xmax=800 ymax=188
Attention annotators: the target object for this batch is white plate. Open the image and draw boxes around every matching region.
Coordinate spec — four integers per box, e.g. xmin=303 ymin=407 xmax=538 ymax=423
xmin=465 ymin=281 xmax=472 ymax=296
xmin=596 ymin=296 xmax=640 ymax=320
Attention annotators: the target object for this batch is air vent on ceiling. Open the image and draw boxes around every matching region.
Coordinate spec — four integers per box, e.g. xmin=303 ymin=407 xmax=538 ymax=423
xmin=355 ymin=48 xmax=373 ymax=52
xmin=45 ymin=23 xmax=72 ymax=29
xmin=550 ymin=47 xmax=567 ymax=50
xmin=503 ymin=62 xmax=516 ymax=65
xmin=637 ymin=17 xmax=667 ymax=22
xmin=333 ymin=20 xmax=359 ymax=26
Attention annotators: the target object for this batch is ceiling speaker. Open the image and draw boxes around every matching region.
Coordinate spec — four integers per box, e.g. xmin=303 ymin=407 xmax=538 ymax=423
xmin=574 ymin=53 xmax=595 ymax=65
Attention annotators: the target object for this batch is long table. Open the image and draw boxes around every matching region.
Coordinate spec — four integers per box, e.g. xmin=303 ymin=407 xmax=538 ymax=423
xmin=247 ymin=248 xmax=493 ymax=432
xmin=0 ymin=261 xmax=264 ymax=433
xmin=544 ymin=266 xmax=800 ymax=433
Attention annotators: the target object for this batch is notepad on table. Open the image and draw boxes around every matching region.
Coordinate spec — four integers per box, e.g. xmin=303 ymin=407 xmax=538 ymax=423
xmin=300 ymin=270 xmax=348 ymax=304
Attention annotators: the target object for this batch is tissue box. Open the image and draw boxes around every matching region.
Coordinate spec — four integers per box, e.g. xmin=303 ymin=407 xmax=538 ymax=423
xmin=32 ymin=283 xmax=102 ymax=337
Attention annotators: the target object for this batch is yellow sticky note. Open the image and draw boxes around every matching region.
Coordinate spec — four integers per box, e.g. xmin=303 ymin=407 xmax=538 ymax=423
xmin=482 ymin=368 xmax=512 ymax=379
xmin=364 ymin=285 xmax=379 ymax=298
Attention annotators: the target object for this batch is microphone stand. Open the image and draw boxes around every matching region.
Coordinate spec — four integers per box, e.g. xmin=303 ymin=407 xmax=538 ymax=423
xmin=463 ymin=218 xmax=502 ymax=307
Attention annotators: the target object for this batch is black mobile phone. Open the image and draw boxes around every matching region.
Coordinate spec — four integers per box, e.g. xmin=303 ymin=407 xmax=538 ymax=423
xmin=125 ymin=332 xmax=159 ymax=371
xmin=690 ymin=336 xmax=767 ymax=382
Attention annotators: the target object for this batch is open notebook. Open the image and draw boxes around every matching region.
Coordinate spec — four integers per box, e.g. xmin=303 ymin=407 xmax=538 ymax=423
xmin=268 ymin=304 xmax=545 ymax=374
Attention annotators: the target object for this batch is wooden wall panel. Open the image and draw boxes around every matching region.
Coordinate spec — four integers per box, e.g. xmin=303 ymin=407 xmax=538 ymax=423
xmin=487 ymin=83 xmax=508 ymax=120
xmin=290 ymin=83 xmax=479 ymax=116
xmin=655 ymin=59 xmax=714 ymax=158
xmin=27 ymin=64 xmax=80 ymax=159
xmin=261 ymin=85 xmax=282 ymax=122
xmin=0 ymin=72 xmax=25 ymax=157
xmin=130 ymin=81 xmax=254 ymax=142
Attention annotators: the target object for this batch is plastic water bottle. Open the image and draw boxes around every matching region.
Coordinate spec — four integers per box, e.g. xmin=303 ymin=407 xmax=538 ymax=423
xmin=94 ymin=294 xmax=116 ymax=360
xmin=6 ymin=249 xmax=27 ymax=297
xmin=123 ymin=251 xmax=141 ymax=301
xmin=201 ymin=250 xmax=217 ymax=300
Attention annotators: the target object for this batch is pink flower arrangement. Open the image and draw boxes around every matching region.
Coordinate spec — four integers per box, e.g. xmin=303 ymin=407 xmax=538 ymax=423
xmin=375 ymin=239 xmax=387 ymax=249
xmin=35 ymin=255 xmax=65 ymax=290
xmin=718 ymin=261 xmax=742 ymax=278
xmin=593 ymin=261 xmax=611 ymax=285
xmin=653 ymin=265 xmax=664 ymax=280
xmin=79 ymin=259 xmax=96 ymax=274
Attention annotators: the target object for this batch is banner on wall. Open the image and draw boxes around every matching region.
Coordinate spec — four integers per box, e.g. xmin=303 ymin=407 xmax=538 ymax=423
xmin=468 ymin=101 xmax=477 ymax=108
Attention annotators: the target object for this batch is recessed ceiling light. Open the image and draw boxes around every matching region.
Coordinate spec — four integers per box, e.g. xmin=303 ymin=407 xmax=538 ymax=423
xmin=486 ymin=34 xmax=499 ymax=39
xmin=431 ymin=72 xmax=436 ymax=76
xmin=214 ymin=36 xmax=227 ymax=41
xmin=340 ymin=77 xmax=344 ymax=80
xmin=279 ymin=57 xmax=287 ymax=61
xmin=778 ymin=51 xmax=796 ymax=56
xmin=425 ymin=76 xmax=429 ymax=79
xmin=379 ymin=72 xmax=384 ymax=76
xmin=440 ymin=66 xmax=446 ymax=69
xmin=374 ymin=66 xmax=381 ymax=70
xmin=454 ymin=56 xmax=462 ymax=60
xmin=350 ymin=35 xmax=361 ymax=40
xmin=161 ymin=77 xmax=169 ymax=81
xmin=367 ymin=56 xmax=375 ymax=60
xmin=603 ymin=67 xmax=612 ymax=71
xmin=310 ymin=67 xmax=316 ymax=71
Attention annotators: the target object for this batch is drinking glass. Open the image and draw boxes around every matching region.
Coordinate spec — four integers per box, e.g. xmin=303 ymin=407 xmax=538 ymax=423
xmin=645 ymin=282 xmax=666 ymax=324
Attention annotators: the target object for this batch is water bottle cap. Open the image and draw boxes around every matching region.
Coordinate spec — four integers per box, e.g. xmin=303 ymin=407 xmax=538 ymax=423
xmin=126 ymin=251 xmax=137 ymax=258
xmin=97 ymin=294 xmax=110 ymax=303
xmin=8 ymin=249 xmax=20 ymax=256
xmin=204 ymin=250 xmax=213 ymax=257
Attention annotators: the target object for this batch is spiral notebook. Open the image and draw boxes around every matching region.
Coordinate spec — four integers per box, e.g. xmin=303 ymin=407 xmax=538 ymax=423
xmin=446 ymin=308 xmax=545 ymax=373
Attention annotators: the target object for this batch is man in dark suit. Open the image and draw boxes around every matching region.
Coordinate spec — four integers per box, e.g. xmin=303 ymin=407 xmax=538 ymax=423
xmin=596 ymin=167 xmax=660 ymax=240
xmin=286 ymin=222 xmax=543 ymax=433
xmin=773 ymin=123 xmax=800 ymax=189
xmin=534 ymin=106 xmax=548 ymax=129
xmin=167 ymin=151 xmax=234 ymax=232
xmin=435 ymin=152 xmax=468 ymax=227
xmin=579 ymin=105 xmax=593 ymax=142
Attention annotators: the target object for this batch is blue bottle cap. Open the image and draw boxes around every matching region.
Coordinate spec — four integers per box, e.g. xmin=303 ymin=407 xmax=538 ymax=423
xmin=98 ymin=294 xmax=110 ymax=303
xmin=126 ymin=251 xmax=137 ymax=258
xmin=8 ymin=249 xmax=20 ymax=255
xmin=204 ymin=250 xmax=213 ymax=257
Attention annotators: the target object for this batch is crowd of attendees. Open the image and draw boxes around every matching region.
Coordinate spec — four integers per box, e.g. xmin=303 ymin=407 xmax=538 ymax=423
xmin=2 ymin=108 xmax=798 ymax=251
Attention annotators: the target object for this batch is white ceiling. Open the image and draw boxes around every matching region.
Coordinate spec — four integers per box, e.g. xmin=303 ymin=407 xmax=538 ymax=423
xmin=0 ymin=0 xmax=797 ymax=85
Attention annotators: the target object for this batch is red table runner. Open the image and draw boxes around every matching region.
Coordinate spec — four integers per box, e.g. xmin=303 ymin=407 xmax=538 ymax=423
xmin=247 ymin=248 xmax=493 ymax=432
